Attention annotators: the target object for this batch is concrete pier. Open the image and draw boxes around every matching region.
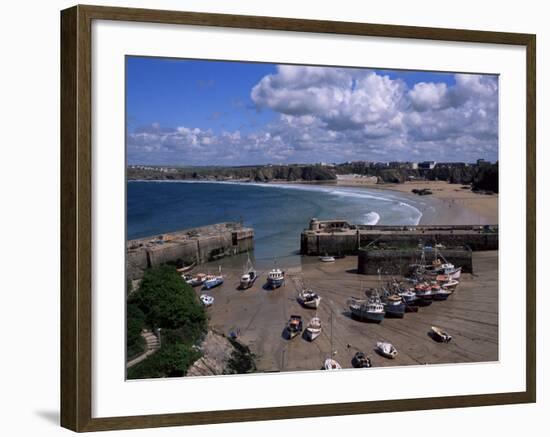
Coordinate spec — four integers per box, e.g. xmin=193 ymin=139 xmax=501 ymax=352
xmin=301 ymin=219 xmax=498 ymax=256
xmin=126 ymin=222 xmax=254 ymax=280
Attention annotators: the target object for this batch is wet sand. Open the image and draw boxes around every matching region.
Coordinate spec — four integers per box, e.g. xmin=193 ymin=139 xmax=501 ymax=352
xmin=196 ymin=251 xmax=498 ymax=372
xmin=336 ymin=177 xmax=498 ymax=225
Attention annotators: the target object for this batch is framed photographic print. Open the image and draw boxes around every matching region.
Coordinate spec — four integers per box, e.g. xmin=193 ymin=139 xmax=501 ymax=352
xmin=60 ymin=4 xmax=536 ymax=432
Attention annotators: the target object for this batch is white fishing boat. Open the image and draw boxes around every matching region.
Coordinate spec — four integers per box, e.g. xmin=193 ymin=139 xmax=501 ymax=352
xmin=305 ymin=316 xmax=322 ymax=341
xmin=376 ymin=341 xmax=398 ymax=359
xmin=267 ymin=268 xmax=285 ymax=289
xmin=349 ymin=291 xmax=385 ymax=323
xmin=319 ymin=255 xmax=336 ymax=263
xmin=199 ymin=294 xmax=214 ymax=307
xmin=323 ymin=358 xmax=342 ymax=370
xmin=239 ymin=255 xmax=257 ymax=289
xmin=297 ymin=289 xmax=321 ymax=309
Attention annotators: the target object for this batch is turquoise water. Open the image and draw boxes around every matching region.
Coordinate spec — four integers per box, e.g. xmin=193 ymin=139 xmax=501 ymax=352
xmin=127 ymin=181 xmax=433 ymax=266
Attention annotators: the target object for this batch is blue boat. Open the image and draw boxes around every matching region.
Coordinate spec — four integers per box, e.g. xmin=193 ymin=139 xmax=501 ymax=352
xmin=381 ymin=294 xmax=406 ymax=318
xmin=203 ymin=275 xmax=223 ymax=290
xmin=203 ymin=266 xmax=224 ymax=290
xmin=267 ymin=268 xmax=285 ymax=289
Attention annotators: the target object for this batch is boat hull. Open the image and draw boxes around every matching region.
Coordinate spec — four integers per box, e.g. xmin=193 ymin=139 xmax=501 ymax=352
xmin=299 ymin=298 xmax=321 ymax=309
xmin=267 ymin=278 xmax=284 ymax=289
xmin=203 ymin=279 xmax=223 ymax=290
xmin=239 ymin=278 xmax=256 ymax=289
xmin=305 ymin=329 xmax=321 ymax=341
xmin=350 ymin=308 xmax=385 ymax=323
xmin=433 ymin=292 xmax=452 ymax=301
xmin=383 ymin=303 xmax=406 ymax=318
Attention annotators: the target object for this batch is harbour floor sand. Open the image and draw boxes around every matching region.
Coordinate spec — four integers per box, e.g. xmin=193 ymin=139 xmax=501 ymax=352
xmin=197 ymin=251 xmax=498 ymax=372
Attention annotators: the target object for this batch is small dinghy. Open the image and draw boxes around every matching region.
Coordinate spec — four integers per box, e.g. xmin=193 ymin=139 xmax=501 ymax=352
xmin=176 ymin=262 xmax=196 ymax=274
xmin=305 ymin=316 xmax=322 ymax=341
xmin=376 ymin=341 xmax=398 ymax=359
xmin=297 ymin=289 xmax=321 ymax=309
xmin=319 ymin=255 xmax=336 ymax=263
xmin=430 ymin=326 xmax=452 ymax=343
xmin=323 ymin=358 xmax=342 ymax=370
xmin=352 ymin=351 xmax=372 ymax=368
xmin=286 ymin=315 xmax=303 ymax=339
xmin=199 ymin=294 xmax=214 ymax=307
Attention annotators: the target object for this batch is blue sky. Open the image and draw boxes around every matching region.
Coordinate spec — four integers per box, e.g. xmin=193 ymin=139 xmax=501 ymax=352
xmin=126 ymin=56 xmax=498 ymax=166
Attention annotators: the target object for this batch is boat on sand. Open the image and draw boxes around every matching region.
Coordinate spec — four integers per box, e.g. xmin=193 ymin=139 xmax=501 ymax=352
xmin=430 ymin=326 xmax=452 ymax=343
xmin=376 ymin=341 xmax=398 ymax=359
xmin=305 ymin=316 xmax=322 ymax=341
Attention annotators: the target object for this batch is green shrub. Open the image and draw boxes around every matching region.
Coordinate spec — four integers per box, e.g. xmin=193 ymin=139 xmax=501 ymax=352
xmin=129 ymin=265 xmax=207 ymax=333
xmin=126 ymin=303 xmax=146 ymax=360
xmin=127 ymin=343 xmax=201 ymax=379
xmin=127 ymin=265 xmax=207 ymax=379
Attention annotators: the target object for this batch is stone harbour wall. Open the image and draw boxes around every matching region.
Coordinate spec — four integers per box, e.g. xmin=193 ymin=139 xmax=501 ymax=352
xmin=126 ymin=223 xmax=254 ymax=280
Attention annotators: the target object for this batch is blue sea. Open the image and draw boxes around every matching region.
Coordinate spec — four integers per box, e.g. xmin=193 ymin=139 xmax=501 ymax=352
xmin=127 ymin=181 xmax=436 ymax=266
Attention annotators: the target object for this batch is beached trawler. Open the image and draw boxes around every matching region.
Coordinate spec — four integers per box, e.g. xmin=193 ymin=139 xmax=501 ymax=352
xmin=239 ymin=255 xmax=257 ymax=289
xmin=352 ymin=351 xmax=372 ymax=368
xmin=286 ymin=315 xmax=303 ymax=339
xmin=297 ymin=289 xmax=321 ymax=309
xmin=381 ymin=293 xmax=406 ymax=318
xmin=432 ymin=286 xmax=453 ymax=301
xmin=436 ymin=274 xmax=460 ymax=289
xmin=267 ymin=268 xmax=285 ymax=289
xmin=430 ymin=326 xmax=452 ymax=343
xmin=410 ymin=246 xmax=462 ymax=279
xmin=305 ymin=316 xmax=322 ymax=341
xmin=413 ymin=283 xmax=434 ymax=305
xmin=349 ymin=292 xmax=385 ymax=323
xmin=398 ymin=289 xmax=418 ymax=306
xmin=376 ymin=341 xmax=398 ymax=359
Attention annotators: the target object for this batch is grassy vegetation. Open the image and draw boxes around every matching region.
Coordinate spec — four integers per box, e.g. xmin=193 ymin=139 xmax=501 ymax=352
xmin=126 ymin=265 xmax=207 ymax=379
xmin=126 ymin=303 xmax=146 ymax=360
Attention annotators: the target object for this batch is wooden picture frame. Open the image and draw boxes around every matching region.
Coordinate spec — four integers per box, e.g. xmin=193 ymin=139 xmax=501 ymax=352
xmin=60 ymin=4 xmax=536 ymax=432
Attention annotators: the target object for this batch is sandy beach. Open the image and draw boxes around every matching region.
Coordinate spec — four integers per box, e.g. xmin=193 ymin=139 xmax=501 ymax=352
xmin=335 ymin=176 xmax=498 ymax=225
xmin=198 ymin=251 xmax=498 ymax=372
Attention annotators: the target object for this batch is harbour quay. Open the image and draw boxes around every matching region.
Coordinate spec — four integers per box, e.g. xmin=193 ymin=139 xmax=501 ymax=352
xmin=126 ymin=222 xmax=254 ymax=280
xmin=358 ymin=246 xmax=473 ymax=275
xmin=300 ymin=219 xmax=498 ymax=256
